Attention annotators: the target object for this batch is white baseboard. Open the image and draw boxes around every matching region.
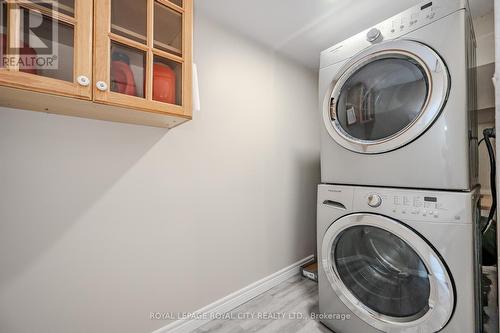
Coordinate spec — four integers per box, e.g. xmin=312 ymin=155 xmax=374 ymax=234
xmin=152 ymin=255 xmax=315 ymax=333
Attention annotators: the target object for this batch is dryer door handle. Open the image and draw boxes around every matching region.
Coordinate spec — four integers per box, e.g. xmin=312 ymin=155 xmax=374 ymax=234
xmin=330 ymin=98 xmax=337 ymax=120
xmin=323 ymin=200 xmax=346 ymax=210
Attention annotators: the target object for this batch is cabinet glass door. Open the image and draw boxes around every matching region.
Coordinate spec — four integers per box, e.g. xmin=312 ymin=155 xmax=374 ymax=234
xmin=94 ymin=0 xmax=192 ymax=117
xmin=0 ymin=0 xmax=92 ymax=98
xmin=1 ymin=1 xmax=6 ymax=69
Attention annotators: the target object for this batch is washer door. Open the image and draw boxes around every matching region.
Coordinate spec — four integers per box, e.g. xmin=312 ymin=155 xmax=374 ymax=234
xmin=323 ymin=40 xmax=449 ymax=154
xmin=321 ymin=214 xmax=454 ymax=332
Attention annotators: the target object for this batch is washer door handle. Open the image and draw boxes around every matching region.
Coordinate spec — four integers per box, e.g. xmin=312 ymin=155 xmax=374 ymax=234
xmin=323 ymin=200 xmax=346 ymax=210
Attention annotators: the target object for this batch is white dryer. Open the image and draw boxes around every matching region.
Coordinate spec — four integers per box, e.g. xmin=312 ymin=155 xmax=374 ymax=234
xmin=317 ymin=184 xmax=482 ymax=333
xmin=319 ymin=0 xmax=478 ymax=190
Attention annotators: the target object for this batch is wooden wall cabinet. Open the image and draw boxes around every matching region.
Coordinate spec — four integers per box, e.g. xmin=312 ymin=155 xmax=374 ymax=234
xmin=0 ymin=0 xmax=192 ymax=128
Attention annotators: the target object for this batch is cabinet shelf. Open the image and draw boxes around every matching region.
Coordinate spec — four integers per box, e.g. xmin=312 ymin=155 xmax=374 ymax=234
xmin=154 ymin=40 xmax=182 ymax=56
xmin=17 ymin=1 xmax=75 ymax=25
xmin=111 ymin=24 xmax=147 ymax=44
xmin=0 ymin=85 xmax=190 ymax=128
xmin=111 ymin=24 xmax=182 ymax=56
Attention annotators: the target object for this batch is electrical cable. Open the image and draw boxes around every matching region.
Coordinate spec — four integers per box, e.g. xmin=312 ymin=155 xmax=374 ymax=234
xmin=480 ymin=128 xmax=496 ymax=233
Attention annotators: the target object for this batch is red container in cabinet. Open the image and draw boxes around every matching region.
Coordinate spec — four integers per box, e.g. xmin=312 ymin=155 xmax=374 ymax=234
xmin=153 ymin=62 xmax=176 ymax=104
xmin=110 ymin=52 xmax=137 ymax=97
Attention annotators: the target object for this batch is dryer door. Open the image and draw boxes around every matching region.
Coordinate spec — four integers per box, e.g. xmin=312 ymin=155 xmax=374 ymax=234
xmin=321 ymin=213 xmax=454 ymax=332
xmin=324 ymin=40 xmax=449 ymax=154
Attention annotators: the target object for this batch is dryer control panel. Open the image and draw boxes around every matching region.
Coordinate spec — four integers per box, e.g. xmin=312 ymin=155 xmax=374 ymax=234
xmin=381 ymin=1 xmax=451 ymax=40
xmin=320 ymin=0 xmax=469 ymax=68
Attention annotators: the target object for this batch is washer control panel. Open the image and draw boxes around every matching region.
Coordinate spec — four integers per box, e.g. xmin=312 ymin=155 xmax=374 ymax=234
xmin=353 ymin=187 xmax=477 ymax=224
xmin=388 ymin=194 xmax=443 ymax=218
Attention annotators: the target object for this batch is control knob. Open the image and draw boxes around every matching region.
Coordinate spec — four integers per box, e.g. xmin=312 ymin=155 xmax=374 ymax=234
xmin=366 ymin=28 xmax=382 ymax=43
xmin=368 ymin=194 xmax=382 ymax=208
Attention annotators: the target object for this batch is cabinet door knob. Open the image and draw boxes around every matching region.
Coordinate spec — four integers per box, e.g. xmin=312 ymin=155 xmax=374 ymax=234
xmin=77 ymin=75 xmax=90 ymax=87
xmin=96 ymin=81 xmax=108 ymax=91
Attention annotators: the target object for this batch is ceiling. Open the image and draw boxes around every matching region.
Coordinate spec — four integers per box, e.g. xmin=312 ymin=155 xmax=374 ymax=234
xmin=196 ymin=0 xmax=494 ymax=69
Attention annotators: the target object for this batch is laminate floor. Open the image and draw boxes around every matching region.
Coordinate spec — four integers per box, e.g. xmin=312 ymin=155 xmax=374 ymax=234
xmin=194 ymin=272 xmax=499 ymax=333
xmin=193 ymin=276 xmax=330 ymax=333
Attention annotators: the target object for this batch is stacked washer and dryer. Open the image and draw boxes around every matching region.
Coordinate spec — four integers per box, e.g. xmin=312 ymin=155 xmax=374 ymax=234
xmin=317 ymin=0 xmax=482 ymax=332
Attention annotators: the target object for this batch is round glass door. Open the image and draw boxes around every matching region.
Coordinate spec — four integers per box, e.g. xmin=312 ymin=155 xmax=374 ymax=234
xmin=321 ymin=214 xmax=454 ymax=332
xmin=334 ymin=225 xmax=430 ymax=319
xmin=323 ymin=40 xmax=450 ymax=154
xmin=336 ymin=57 xmax=428 ymax=142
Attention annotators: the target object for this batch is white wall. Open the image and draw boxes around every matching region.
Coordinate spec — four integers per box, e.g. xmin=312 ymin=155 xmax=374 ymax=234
xmin=474 ymin=12 xmax=496 ymax=194
xmin=0 ymin=10 xmax=320 ymax=333
xmin=475 ymin=11 xmax=495 ymax=67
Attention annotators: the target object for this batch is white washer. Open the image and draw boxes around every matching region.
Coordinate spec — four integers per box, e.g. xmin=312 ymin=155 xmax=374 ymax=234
xmin=319 ymin=0 xmax=478 ymax=190
xmin=317 ymin=184 xmax=482 ymax=333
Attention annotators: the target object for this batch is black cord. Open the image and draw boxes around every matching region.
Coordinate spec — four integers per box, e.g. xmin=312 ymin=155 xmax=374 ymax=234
xmin=482 ymin=128 xmax=496 ymax=233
